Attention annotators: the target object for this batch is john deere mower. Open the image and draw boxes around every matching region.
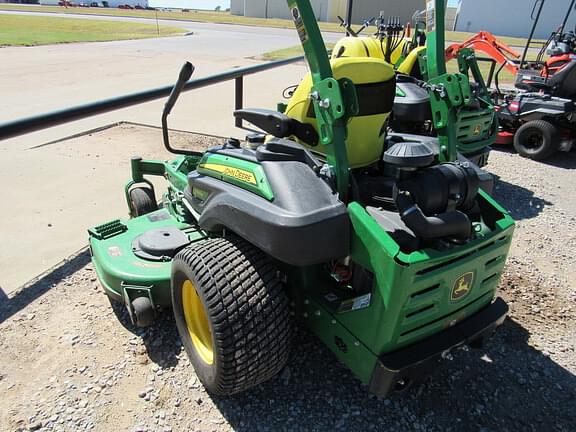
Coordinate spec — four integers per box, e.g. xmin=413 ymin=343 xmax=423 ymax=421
xmin=89 ymin=0 xmax=514 ymax=397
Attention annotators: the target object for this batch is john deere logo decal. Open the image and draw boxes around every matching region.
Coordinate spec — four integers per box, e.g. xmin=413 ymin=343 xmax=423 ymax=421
xmin=199 ymin=163 xmax=257 ymax=185
xmin=291 ymin=7 xmax=308 ymax=43
xmin=451 ymin=272 xmax=473 ymax=301
xmin=472 ymin=124 xmax=482 ymax=136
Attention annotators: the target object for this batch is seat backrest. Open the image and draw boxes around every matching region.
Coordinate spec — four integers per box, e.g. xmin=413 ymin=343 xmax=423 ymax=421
xmin=284 ymin=57 xmax=396 ymax=168
xmin=548 ymin=60 xmax=576 ymax=99
xmin=396 ymin=46 xmax=426 ymax=79
xmin=331 ymin=36 xmax=410 ymax=66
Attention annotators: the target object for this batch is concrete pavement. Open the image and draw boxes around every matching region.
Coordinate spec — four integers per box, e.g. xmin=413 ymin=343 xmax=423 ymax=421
xmin=0 ymin=16 xmax=315 ymax=292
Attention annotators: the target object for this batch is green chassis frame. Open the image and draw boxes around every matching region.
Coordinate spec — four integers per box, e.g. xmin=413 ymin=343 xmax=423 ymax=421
xmin=89 ymin=0 xmax=515 ymax=396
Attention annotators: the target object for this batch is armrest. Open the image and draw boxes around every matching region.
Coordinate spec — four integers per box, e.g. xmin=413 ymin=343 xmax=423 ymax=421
xmin=234 ymin=108 xmax=318 ymax=146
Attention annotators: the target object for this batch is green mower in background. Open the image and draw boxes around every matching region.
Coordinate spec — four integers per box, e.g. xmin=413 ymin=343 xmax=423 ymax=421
xmin=329 ymin=3 xmax=497 ymax=168
xmin=89 ymin=0 xmax=515 ymax=397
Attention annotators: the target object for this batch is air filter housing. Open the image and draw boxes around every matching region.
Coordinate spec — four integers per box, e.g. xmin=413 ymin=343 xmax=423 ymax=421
xmin=383 ymin=141 xmax=435 ymax=169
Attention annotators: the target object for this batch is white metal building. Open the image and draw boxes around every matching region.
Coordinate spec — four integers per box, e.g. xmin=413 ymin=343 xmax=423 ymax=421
xmin=231 ymin=0 xmax=424 ymax=25
xmin=231 ymin=0 xmax=343 ymax=22
xmin=454 ymin=0 xmax=576 ymax=39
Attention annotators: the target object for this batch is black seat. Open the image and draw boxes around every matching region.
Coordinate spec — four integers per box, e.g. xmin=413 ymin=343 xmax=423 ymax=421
xmin=516 ymin=62 xmax=576 ymax=100
xmin=547 ymin=61 xmax=576 ymax=100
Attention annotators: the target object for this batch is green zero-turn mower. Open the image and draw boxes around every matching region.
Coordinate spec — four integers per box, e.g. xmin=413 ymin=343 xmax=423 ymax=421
xmin=328 ymin=3 xmax=497 ymax=168
xmin=89 ymin=0 xmax=514 ymax=397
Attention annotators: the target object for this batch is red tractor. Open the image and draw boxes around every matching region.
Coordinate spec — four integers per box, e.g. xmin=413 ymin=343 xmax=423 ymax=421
xmin=446 ymin=0 xmax=576 ymax=160
xmin=446 ymin=0 xmax=576 ymax=79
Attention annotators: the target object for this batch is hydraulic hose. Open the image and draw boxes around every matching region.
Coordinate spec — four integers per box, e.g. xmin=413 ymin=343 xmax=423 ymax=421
xmin=396 ymin=191 xmax=472 ymax=241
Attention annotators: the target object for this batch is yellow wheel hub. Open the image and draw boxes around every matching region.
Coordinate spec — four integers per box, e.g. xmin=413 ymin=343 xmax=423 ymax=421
xmin=182 ymin=280 xmax=214 ymax=365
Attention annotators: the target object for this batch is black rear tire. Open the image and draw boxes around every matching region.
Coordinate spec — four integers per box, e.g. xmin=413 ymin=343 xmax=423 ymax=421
xmin=171 ymin=236 xmax=292 ymax=395
xmin=129 ymin=187 xmax=158 ymax=217
xmin=513 ymin=120 xmax=559 ymax=160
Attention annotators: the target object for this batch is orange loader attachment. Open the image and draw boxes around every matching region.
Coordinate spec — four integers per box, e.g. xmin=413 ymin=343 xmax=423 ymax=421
xmin=445 ymin=31 xmax=521 ymax=75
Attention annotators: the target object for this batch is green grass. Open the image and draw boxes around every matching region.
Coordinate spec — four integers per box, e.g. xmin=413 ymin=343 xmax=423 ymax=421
xmin=445 ymin=31 xmax=543 ymax=47
xmin=446 ymin=60 xmax=516 ymax=85
xmin=0 ymin=4 xmax=544 ymax=46
xmin=260 ymin=45 xmax=303 ymax=61
xmin=0 ymin=4 xmax=338 ymax=30
xmin=260 ymin=44 xmax=335 ymax=61
xmin=261 ymin=44 xmax=540 ymax=85
xmin=0 ymin=14 xmax=185 ymax=46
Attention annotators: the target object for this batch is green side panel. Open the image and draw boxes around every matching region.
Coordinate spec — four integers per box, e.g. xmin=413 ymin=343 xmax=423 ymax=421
xmin=300 ymin=194 xmax=513 ymax=358
xmin=455 ymin=108 xmax=496 ymax=154
xmin=287 ymin=191 xmax=514 ymax=385
xmin=340 ymin=197 xmax=514 ymax=355
xmin=302 ymin=298 xmax=379 ymax=384
xmin=88 ymin=209 xmax=205 ymax=306
xmin=283 ymin=265 xmax=378 ymax=385
xmin=197 ymin=152 xmax=274 ymax=201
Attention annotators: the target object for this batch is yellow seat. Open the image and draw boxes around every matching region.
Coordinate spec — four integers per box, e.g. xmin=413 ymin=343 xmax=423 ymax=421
xmin=331 ymin=36 xmax=426 ymax=78
xmin=285 ymin=57 xmax=396 ymax=168
xmin=396 ymin=46 xmax=426 ymax=77
xmin=331 ymin=36 xmax=409 ymax=65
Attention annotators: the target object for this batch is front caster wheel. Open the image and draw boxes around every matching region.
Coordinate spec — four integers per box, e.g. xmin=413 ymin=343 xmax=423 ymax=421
xmin=129 ymin=186 xmax=158 ymax=217
xmin=130 ymin=296 xmax=155 ymax=327
xmin=171 ymin=236 xmax=292 ymax=395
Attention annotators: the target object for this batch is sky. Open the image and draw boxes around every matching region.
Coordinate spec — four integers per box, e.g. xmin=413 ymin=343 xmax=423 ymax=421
xmin=149 ymin=0 xmax=231 ymax=10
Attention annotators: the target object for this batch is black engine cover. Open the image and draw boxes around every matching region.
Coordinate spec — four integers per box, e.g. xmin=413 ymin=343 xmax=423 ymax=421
xmin=392 ymin=77 xmax=432 ymax=124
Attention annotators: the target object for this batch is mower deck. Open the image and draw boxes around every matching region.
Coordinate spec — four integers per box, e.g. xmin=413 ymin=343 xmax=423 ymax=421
xmin=89 ymin=209 xmax=202 ymax=307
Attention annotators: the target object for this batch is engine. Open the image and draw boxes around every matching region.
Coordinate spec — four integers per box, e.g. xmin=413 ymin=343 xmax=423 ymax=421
xmin=359 ymin=138 xmax=484 ymax=252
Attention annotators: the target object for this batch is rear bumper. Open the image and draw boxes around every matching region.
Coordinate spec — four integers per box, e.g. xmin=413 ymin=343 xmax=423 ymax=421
xmin=368 ymin=297 xmax=508 ymax=398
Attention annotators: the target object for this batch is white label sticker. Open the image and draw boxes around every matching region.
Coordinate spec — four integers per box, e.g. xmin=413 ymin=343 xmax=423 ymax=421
xmin=351 ymin=293 xmax=371 ymax=311
xmin=426 ymin=0 xmax=435 ymax=33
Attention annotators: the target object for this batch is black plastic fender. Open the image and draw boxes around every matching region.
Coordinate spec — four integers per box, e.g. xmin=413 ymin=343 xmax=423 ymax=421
xmin=186 ymin=160 xmax=349 ymax=266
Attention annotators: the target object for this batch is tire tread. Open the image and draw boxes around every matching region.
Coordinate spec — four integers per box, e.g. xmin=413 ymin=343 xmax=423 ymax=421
xmin=513 ymin=120 xmax=559 ymax=160
xmin=172 ymin=236 xmax=291 ymax=395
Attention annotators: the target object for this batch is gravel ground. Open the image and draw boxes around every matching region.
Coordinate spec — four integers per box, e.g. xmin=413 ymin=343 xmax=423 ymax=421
xmin=0 ymin=128 xmax=575 ymax=432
